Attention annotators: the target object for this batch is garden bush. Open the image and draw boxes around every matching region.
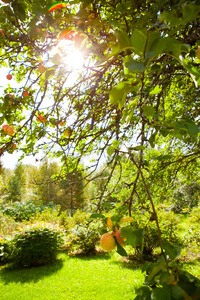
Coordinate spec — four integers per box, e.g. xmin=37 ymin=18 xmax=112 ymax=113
xmin=0 ymin=200 xmax=60 ymax=222
xmin=129 ymin=207 xmax=181 ymax=258
xmin=170 ymin=181 xmax=200 ymax=213
xmin=29 ymin=206 xmax=61 ymax=225
xmin=0 ymin=212 xmax=18 ymax=237
xmin=67 ymin=220 xmax=103 ymax=255
xmin=186 ymin=205 xmax=200 ymax=224
xmin=10 ymin=222 xmax=65 ymax=267
xmin=60 ymin=210 xmax=89 ymax=233
xmin=182 ymin=205 xmax=200 ymax=247
xmin=0 ymin=236 xmax=12 ymax=264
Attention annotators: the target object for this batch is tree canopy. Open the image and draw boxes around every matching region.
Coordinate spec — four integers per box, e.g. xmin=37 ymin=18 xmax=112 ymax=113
xmin=1 ymin=0 xmax=200 ymax=206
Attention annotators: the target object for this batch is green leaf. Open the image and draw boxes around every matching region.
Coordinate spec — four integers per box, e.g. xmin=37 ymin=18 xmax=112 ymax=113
xmin=109 ymin=81 xmax=130 ymax=105
xmin=151 ymin=284 xmax=171 ymax=300
xmin=171 ymin=285 xmax=185 ymax=300
xmin=182 ymin=3 xmax=200 ymax=24
xmin=112 ymin=140 xmax=121 ymax=148
xmin=143 ymin=105 xmax=155 ymax=118
xmin=163 ymin=239 xmax=180 ymax=259
xmin=118 ymin=93 xmax=127 ymax=109
xmin=103 ymin=202 xmax=112 ymax=208
xmin=184 ymin=119 xmax=199 ymax=136
xmin=12 ymin=3 xmax=26 ymax=21
xmin=113 ymin=236 xmax=128 ymax=257
xmin=174 ymin=121 xmax=188 ymax=132
xmin=131 ymin=29 xmax=147 ymax=55
xmin=178 ymin=269 xmax=200 ymax=296
xmin=135 ymin=286 xmax=151 ymax=300
xmin=89 ymin=213 xmax=106 ymax=220
xmin=120 ymin=226 xmax=144 ymax=251
xmin=149 ymin=36 xmax=187 ymax=59
xmin=149 ymin=132 xmax=156 ymax=148
xmin=116 ymin=31 xmax=131 ymax=50
xmin=45 ymin=68 xmax=56 ymax=80
xmin=125 ymin=60 xmax=146 ymax=72
xmin=147 ymin=261 xmax=167 ymax=282
xmin=179 ymin=56 xmax=200 ymax=86
xmin=160 ymin=127 xmax=170 ymax=137
xmin=107 ymin=145 xmax=115 ymax=156
xmin=142 ymin=261 xmax=154 ymax=273
xmin=149 ymin=85 xmax=162 ymax=95
xmin=160 ymin=272 xmax=175 ymax=285
xmin=133 ymin=145 xmax=146 ymax=151
xmin=111 ymin=214 xmax=122 ymax=225
xmin=159 ymin=11 xmax=182 ymax=27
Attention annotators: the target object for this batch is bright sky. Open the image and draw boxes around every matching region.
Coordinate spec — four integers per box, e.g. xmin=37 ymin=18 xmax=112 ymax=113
xmin=2 ymin=152 xmax=38 ymax=169
xmin=0 ymin=66 xmax=47 ymax=169
xmin=0 ymin=43 xmax=86 ymax=170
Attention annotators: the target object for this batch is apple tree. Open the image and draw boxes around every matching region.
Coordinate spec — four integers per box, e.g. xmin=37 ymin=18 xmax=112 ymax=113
xmin=0 ymin=0 xmax=200 ymax=298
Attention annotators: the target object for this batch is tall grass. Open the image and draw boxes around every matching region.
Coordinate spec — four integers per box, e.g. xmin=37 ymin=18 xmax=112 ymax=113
xmin=0 ymin=253 xmax=144 ymax=300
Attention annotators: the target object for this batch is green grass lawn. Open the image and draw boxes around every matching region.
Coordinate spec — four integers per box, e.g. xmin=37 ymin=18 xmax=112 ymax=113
xmin=0 ymin=253 xmax=144 ymax=300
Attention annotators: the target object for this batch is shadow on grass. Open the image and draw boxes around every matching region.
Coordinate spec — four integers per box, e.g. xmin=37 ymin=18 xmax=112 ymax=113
xmin=0 ymin=257 xmax=64 ymax=284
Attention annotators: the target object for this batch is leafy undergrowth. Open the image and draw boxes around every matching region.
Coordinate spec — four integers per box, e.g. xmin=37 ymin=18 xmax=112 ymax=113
xmin=0 ymin=253 xmax=144 ymax=300
xmin=180 ymin=260 xmax=200 ymax=280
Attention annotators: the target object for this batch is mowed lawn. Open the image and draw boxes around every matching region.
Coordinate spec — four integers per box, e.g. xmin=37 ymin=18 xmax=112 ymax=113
xmin=0 ymin=253 xmax=144 ymax=300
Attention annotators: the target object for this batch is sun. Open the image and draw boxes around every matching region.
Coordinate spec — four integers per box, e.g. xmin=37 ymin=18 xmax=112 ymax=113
xmin=55 ymin=39 xmax=85 ymax=71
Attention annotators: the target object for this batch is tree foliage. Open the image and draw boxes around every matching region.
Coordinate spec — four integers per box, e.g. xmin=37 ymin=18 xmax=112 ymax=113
xmin=1 ymin=0 xmax=200 ymax=298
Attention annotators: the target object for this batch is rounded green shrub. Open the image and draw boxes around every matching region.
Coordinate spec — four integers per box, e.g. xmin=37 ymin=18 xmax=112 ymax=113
xmin=183 ymin=205 xmax=200 ymax=247
xmin=67 ymin=220 xmax=102 ymax=255
xmin=59 ymin=210 xmax=89 ymax=234
xmin=127 ymin=207 xmax=181 ymax=258
xmin=11 ymin=222 xmax=65 ymax=267
xmin=0 ymin=213 xmax=18 ymax=237
xmin=0 ymin=236 xmax=12 ymax=265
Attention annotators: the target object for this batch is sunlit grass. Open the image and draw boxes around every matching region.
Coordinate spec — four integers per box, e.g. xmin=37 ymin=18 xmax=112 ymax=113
xmin=0 ymin=253 xmax=144 ymax=300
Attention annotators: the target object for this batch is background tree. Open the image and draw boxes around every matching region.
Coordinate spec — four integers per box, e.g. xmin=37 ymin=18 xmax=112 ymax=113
xmin=30 ymin=158 xmax=60 ymax=205
xmin=6 ymin=162 xmax=27 ymax=202
xmin=29 ymin=158 xmax=85 ymax=212
xmin=58 ymin=170 xmax=85 ymax=214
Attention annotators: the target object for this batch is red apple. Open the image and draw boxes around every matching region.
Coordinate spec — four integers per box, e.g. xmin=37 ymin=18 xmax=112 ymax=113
xmin=6 ymin=74 xmax=12 ymax=80
xmin=23 ymin=91 xmax=29 ymax=97
xmin=115 ymin=229 xmax=126 ymax=246
xmin=36 ymin=115 xmax=46 ymax=123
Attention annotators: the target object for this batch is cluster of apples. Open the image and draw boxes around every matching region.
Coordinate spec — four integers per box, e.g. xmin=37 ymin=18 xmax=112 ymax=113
xmin=6 ymin=74 xmax=29 ymax=99
xmin=2 ymin=124 xmax=15 ymax=136
xmin=36 ymin=114 xmax=71 ymax=137
xmin=36 ymin=114 xmax=47 ymax=123
xmin=1 ymin=125 xmax=16 ymax=152
xmin=100 ymin=230 xmax=126 ymax=251
xmin=5 ymin=72 xmax=71 ymax=138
